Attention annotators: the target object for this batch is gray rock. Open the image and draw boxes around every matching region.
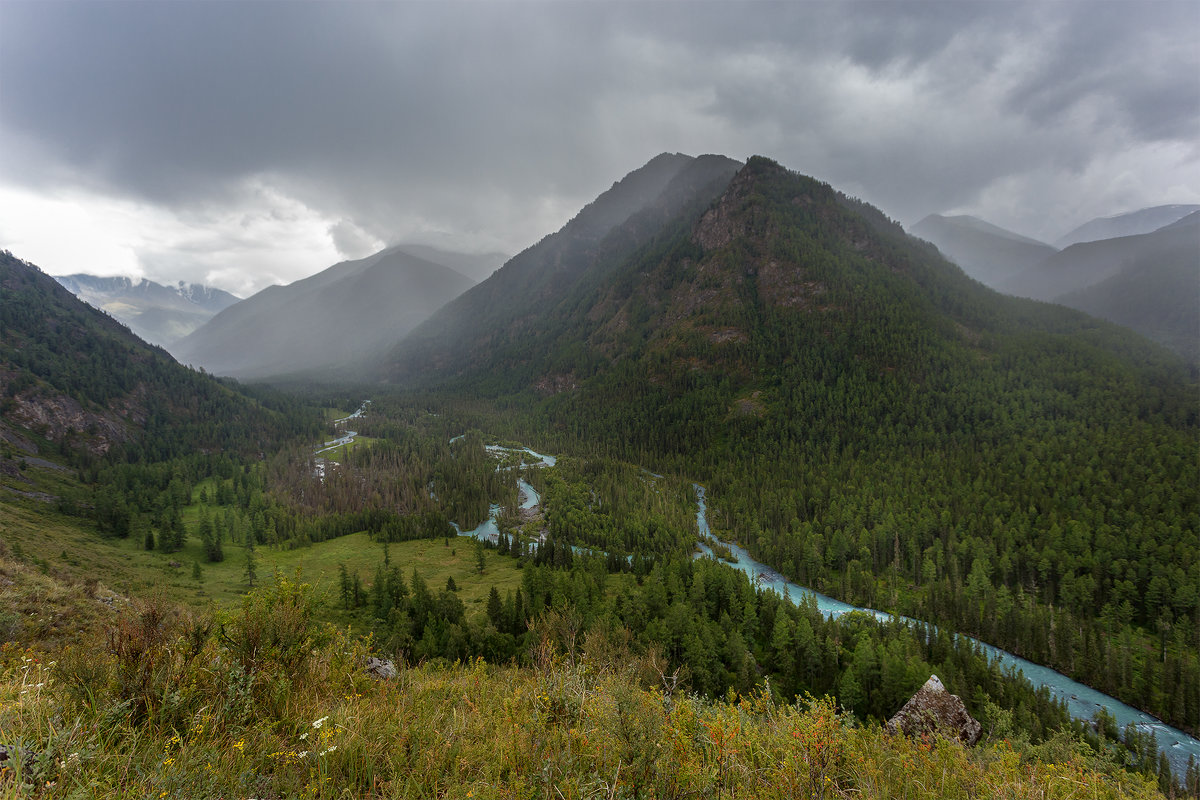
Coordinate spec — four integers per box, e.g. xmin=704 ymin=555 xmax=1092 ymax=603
xmin=365 ymin=656 xmax=397 ymax=680
xmin=886 ymin=675 xmax=983 ymax=746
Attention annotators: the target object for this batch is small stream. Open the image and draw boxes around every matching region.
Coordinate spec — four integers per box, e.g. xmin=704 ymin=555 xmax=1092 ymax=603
xmin=447 ymin=441 xmax=554 ymax=546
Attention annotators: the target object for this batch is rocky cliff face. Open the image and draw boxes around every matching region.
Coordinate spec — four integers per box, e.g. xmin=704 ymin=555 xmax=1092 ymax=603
xmin=886 ymin=675 xmax=983 ymax=746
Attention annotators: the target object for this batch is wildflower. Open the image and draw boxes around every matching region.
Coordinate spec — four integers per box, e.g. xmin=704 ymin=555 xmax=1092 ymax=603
xmin=312 ymin=716 xmax=328 ymax=729
xmin=320 ymin=746 xmax=337 ymax=756
xmin=299 ymin=732 xmax=309 ymax=740
xmin=233 ymin=739 xmax=245 ymax=751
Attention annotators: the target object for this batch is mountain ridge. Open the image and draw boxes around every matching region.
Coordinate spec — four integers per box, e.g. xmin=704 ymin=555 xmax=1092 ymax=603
xmin=173 ymin=245 xmax=478 ymax=380
xmin=909 ymin=213 xmax=1058 ymax=288
xmin=388 ymin=152 xmax=744 ymax=383
xmin=52 ymin=273 xmax=240 ymax=347
xmin=1055 ymin=203 xmax=1200 ymax=248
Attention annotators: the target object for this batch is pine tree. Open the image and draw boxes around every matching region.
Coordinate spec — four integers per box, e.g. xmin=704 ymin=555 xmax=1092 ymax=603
xmin=245 ymin=548 xmax=258 ymax=588
xmin=487 ymin=586 xmax=503 ymax=627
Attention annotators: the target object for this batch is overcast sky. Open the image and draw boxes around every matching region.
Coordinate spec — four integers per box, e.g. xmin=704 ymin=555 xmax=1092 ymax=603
xmin=1 ymin=1 xmax=1197 ymax=296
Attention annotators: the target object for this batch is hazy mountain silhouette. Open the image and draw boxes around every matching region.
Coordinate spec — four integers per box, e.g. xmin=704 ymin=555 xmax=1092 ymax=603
xmin=909 ymin=214 xmax=1057 ymax=289
xmin=1051 ymin=212 xmax=1199 ymax=362
xmin=173 ymin=245 xmax=476 ymax=380
xmin=1054 ymin=204 xmax=1200 ymax=249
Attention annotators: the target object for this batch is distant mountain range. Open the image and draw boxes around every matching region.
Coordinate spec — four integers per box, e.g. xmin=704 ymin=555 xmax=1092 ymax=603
xmin=909 ymin=214 xmax=1057 ymax=286
xmin=1019 ymin=212 xmax=1200 ymax=363
xmin=384 ymin=154 xmax=1191 ymax=421
xmin=1054 ymin=204 xmax=1200 ymax=249
xmin=52 ymin=274 xmax=240 ymax=347
xmin=171 ymin=245 xmax=487 ymax=380
xmin=909 ymin=207 xmax=1199 ymax=362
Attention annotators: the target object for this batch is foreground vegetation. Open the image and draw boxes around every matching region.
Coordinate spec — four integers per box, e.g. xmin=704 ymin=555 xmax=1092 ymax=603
xmin=0 ymin=571 xmax=1176 ymax=799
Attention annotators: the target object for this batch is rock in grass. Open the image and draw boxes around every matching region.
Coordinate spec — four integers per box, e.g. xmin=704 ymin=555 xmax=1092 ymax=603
xmin=886 ymin=675 xmax=983 ymax=746
xmin=365 ymin=656 xmax=398 ymax=680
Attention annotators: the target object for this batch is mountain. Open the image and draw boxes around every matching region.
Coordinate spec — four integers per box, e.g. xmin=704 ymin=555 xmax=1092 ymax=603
xmin=1050 ymin=211 xmax=1200 ymax=362
xmin=52 ymin=274 xmax=240 ymax=347
xmin=389 ymin=151 xmax=743 ymax=381
xmin=1003 ymin=211 xmax=1199 ymax=301
xmin=388 ymin=243 xmax=508 ymax=283
xmin=908 ymin=214 xmax=1058 ymax=288
xmin=172 ymin=245 xmax=478 ymax=380
xmin=384 ymin=155 xmax=1197 ymax=733
xmin=0 ymin=250 xmax=313 ymax=462
xmin=1055 ymin=203 xmax=1200 ymax=249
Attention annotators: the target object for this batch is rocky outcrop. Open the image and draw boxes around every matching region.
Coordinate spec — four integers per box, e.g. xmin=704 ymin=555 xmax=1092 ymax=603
xmin=10 ymin=391 xmax=129 ymax=455
xmin=886 ymin=675 xmax=982 ymax=746
xmin=365 ymin=656 xmax=398 ymax=681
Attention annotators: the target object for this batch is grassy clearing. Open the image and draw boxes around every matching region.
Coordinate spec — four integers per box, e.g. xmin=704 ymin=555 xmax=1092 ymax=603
xmin=2 ymin=463 xmax=524 ymax=630
xmin=312 ymin=434 xmax=377 ymax=459
xmin=181 ymin=533 xmax=526 ymax=615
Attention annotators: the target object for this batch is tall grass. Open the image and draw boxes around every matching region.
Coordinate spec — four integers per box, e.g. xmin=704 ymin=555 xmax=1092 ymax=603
xmin=0 ymin=573 xmax=1166 ymax=799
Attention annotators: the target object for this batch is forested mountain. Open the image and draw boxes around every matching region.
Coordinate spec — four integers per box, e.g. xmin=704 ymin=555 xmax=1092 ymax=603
xmin=909 ymin=213 xmax=1058 ymax=288
xmin=1055 ymin=204 xmax=1200 ymax=249
xmin=384 ymin=156 xmax=1199 ymax=733
xmin=0 ymin=250 xmax=317 ymax=463
xmin=173 ymin=245 xmax=477 ymax=380
xmin=389 ymin=151 xmax=743 ymax=380
xmin=52 ymin=273 xmax=240 ymax=347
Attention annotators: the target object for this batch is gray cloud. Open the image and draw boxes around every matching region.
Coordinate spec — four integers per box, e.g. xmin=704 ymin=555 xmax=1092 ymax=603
xmin=0 ymin=0 xmax=1196 ymax=292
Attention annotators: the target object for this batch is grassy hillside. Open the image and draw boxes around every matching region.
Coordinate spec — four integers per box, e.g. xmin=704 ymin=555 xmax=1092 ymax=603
xmin=0 ymin=569 xmax=1173 ymax=799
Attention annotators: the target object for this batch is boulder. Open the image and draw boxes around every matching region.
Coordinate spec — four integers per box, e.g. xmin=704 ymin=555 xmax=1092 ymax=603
xmin=886 ymin=675 xmax=982 ymax=746
xmin=365 ymin=656 xmax=398 ymax=681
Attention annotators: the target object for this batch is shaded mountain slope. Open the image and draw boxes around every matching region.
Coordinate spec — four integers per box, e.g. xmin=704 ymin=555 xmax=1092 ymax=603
xmin=1055 ymin=204 xmax=1200 ymax=248
xmin=173 ymin=246 xmax=477 ymax=380
xmin=909 ymin=213 xmax=1058 ymax=288
xmin=386 ymin=243 xmax=508 ymax=282
xmin=53 ymin=274 xmax=240 ymax=347
xmin=389 ymin=152 xmax=743 ymax=381
xmin=0 ymin=251 xmax=316 ymax=463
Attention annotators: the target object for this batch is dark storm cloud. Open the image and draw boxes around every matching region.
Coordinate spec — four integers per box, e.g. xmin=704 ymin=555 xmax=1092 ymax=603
xmin=0 ymin=0 xmax=1196 ymax=286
